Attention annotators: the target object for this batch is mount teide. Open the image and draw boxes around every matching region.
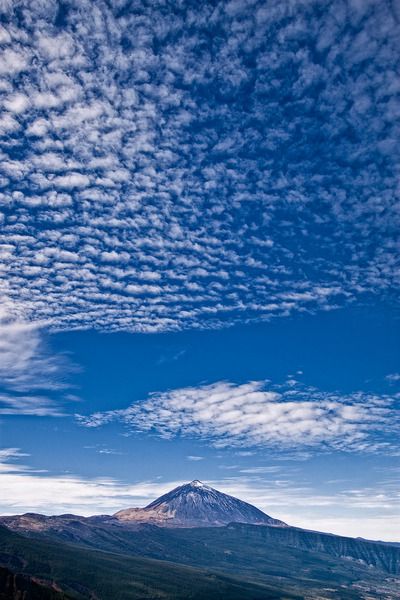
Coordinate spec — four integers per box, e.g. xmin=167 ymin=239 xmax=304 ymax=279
xmin=114 ymin=480 xmax=286 ymax=527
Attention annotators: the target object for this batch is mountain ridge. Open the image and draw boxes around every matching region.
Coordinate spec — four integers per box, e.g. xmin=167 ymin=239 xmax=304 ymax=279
xmin=0 ymin=521 xmax=399 ymax=599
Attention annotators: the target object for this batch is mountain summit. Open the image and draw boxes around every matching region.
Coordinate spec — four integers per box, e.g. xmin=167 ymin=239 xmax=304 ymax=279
xmin=114 ymin=480 xmax=286 ymax=528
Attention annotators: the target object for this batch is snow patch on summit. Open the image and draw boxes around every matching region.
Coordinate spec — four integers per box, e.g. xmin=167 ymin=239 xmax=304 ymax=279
xmin=190 ymin=480 xmax=206 ymax=488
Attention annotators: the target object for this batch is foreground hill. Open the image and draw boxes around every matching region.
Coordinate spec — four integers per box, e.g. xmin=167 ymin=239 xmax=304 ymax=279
xmin=1 ymin=520 xmax=399 ymax=598
xmin=0 ymin=526 xmax=294 ymax=600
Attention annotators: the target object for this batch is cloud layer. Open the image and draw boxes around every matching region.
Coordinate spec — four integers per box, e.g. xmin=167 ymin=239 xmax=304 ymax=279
xmin=77 ymin=380 xmax=399 ymax=453
xmin=0 ymin=0 xmax=399 ymax=332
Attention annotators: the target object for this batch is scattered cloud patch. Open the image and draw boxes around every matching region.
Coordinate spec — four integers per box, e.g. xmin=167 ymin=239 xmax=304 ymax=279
xmin=386 ymin=373 xmax=400 ymax=383
xmin=156 ymin=349 xmax=186 ymax=365
xmin=77 ymin=380 xmax=399 ymax=453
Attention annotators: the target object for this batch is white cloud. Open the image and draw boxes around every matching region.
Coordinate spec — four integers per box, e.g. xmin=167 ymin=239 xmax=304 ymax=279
xmin=0 ymin=48 xmax=29 ymax=75
xmin=53 ymin=173 xmax=90 ymax=189
xmin=3 ymin=93 xmax=29 ymax=113
xmin=26 ymin=118 xmax=48 ymax=136
xmin=77 ymin=380 xmax=398 ymax=453
xmin=0 ymin=112 xmax=20 ymax=134
xmin=37 ymin=33 xmax=75 ymax=61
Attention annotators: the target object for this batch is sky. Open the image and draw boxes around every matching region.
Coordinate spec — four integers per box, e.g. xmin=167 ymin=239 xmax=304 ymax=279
xmin=0 ymin=0 xmax=399 ymax=541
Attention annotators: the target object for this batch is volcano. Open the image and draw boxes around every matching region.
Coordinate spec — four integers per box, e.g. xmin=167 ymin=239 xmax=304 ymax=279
xmin=114 ymin=480 xmax=286 ymax=528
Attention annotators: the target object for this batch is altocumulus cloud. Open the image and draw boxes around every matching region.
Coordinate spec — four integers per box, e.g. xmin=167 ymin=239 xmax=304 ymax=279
xmin=0 ymin=0 xmax=398 ymax=332
xmin=77 ymin=380 xmax=399 ymax=453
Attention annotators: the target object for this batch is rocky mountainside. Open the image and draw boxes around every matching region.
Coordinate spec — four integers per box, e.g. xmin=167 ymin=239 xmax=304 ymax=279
xmin=114 ymin=480 xmax=286 ymax=527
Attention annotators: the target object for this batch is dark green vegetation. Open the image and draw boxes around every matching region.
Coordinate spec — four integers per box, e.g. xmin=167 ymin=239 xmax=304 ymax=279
xmin=1 ymin=521 xmax=399 ymax=598
xmin=0 ymin=526 xmax=298 ymax=599
xmin=0 ymin=565 xmax=68 ymax=600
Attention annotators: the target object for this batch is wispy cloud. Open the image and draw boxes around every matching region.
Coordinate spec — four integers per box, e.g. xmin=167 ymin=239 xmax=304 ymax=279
xmin=0 ymin=448 xmax=30 ymax=472
xmin=239 ymin=466 xmax=282 ymax=474
xmin=77 ymin=380 xmax=399 ymax=453
xmin=386 ymin=373 xmax=400 ymax=383
xmin=157 ymin=350 xmax=186 ymax=365
xmin=0 ymin=1 xmax=398 ymax=332
xmin=0 ymin=320 xmax=67 ymax=391
xmin=0 ymin=307 xmax=75 ymax=415
xmin=0 ymin=393 xmax=65 ymax=417
xmin=0 ymin=447 xmax=176 ymax=515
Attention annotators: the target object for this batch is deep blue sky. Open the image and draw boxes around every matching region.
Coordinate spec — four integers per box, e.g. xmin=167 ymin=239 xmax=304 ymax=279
xmin=0 ymin=0 xmax=399 ymax=540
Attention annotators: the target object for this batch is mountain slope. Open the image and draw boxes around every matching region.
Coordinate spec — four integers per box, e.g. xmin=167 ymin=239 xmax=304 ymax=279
xmin=0 ymin=526 xmax=297 ymax=600
xmin=3 ymin=516 xmax=399 ymax=578
xmin=115 ymin=480 xmax=286 ymax=527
